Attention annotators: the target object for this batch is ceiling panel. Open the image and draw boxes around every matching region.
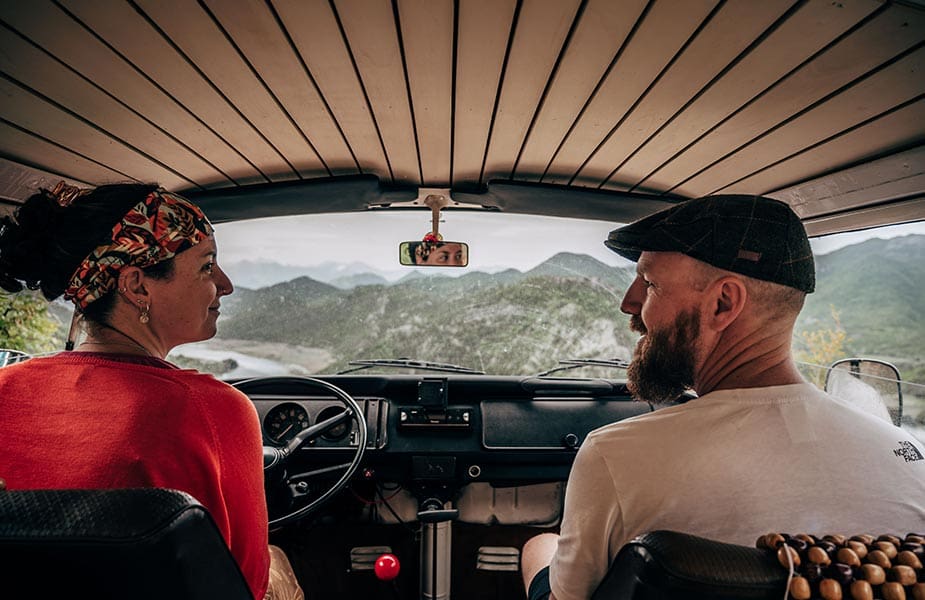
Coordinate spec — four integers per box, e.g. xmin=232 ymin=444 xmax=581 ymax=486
xmin=134 ymin=0 xmax=325 ymax=178
xmin=745 ymin=103 xmax=925 ymax=213
xmin=399 ymin=0 xmax=454 ymax=185
xmin=58 ymin=0 xmax=297 ymax=183
xmin=614 ymin=0 xmax=882 ymax=194
xmin=643 ymin=2 xmax=925 ymax=194
xmin=203 ymin=0 xmax=359 ymax=176
xmin=543 ymin=0 xmax=719 ymax=186
xmin=481 ymin=0 xmax=582 ymax=182
xmin=333 ymin=0 xmax=420 ymax=184
xmin=0 ymin=77 xmax=190 ymax=189
xmin=452 ymin=0 xmax=516 ymax=186
xmin=585 ymin=0 xmax=794 ymax=191
xmin=0 ymin=0 xmax=261 ymax=187
xmin=0 ymin=0 xmax=921 ymax=232
xmin=512 ymin=0 xmax=647 ymax=183
xmin=677 ymin=46 xmax=925 ymax=196
xmin=273 ymin=0 xmax=389 ymax=179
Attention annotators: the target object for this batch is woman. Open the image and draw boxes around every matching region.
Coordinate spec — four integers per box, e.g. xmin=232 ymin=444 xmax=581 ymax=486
xmin=0 ymin=182 xmax=301 ymax=600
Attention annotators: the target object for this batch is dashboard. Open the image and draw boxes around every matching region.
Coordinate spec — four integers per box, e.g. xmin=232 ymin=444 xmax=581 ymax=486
xmin=238 ymin=374 xmax=653 ymax=487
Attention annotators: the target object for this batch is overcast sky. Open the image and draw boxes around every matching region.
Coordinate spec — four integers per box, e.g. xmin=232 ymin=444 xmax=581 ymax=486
xmin=214 ymin=211 xmax=925 ymax=273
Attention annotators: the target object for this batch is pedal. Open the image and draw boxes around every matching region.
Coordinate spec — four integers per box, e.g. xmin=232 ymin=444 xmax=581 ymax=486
xmin=476 ymin=546 xmax=520 ymax=571
xmin=350 ymin=546 xmax=393 ymax=571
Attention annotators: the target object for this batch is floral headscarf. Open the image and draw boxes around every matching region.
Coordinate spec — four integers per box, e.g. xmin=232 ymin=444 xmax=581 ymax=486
xmin=63 ymin=189 xmax=213 ymax=309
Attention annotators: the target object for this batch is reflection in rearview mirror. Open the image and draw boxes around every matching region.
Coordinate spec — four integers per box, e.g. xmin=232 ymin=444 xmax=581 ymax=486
xmin=399 ymin=241 xmax=469 ymax=267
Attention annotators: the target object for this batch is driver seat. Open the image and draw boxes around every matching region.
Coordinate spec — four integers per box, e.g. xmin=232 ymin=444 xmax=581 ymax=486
xmin=591 ymin=531 xmax=787 ymax=600
xmin=0 ymin=487 xmax=252 ymax=599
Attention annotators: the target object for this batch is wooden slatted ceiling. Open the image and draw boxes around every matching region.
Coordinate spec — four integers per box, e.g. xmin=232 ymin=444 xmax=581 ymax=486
xmin=453 ymin=0 xmax=516 ymax=186
xmin=512 ymin=0 xmax=647 ymax=183
xmin=8 ymin=0 xmax=286 ymax=186
xmin=540 ymin=0 xmax=721 ymax=187
xmin=568 ymin=0 xmax=798 ymax=187
xmin=612 ymin=0 xmax=887 ymax=193
xmin=642 ymin=4 xmax=925 ymax=196
xmin=272 ymin=0 xmax=388 ymax=177
xmin=0 ymin=0 xmax=921 ymax=229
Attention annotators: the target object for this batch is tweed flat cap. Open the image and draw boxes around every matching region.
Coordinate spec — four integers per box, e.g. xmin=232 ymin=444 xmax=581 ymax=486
xmin=605 ymin=194 xmax=815 ymax=293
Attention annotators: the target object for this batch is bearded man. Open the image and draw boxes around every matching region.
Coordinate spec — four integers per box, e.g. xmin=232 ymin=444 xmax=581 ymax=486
xmin=521 ymin=195 xmax=925 ymax=600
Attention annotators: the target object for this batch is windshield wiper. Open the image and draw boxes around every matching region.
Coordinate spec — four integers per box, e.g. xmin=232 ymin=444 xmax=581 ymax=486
xmin=337 ymin=358 xmax=485 ymax=375
xmin=536 ymin=358 xmax=631 ymax=377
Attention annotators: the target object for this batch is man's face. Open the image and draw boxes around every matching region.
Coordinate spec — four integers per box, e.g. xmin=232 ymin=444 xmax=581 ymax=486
xmin=620 ymin=252 xmax=705 ymax=403
xmin=626 ymin=310 xmax=700 ymax=403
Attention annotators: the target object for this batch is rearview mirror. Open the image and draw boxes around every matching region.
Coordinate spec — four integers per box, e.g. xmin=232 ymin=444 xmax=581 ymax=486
xmin=825 ymin=358 xmax=903 ymax=426
xmin=399 ymin=241 xmax=468 ymax=267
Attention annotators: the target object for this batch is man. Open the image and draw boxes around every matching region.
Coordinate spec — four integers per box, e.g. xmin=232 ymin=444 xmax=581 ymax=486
xmin=521 ymin=195 xmax=925 ymax=600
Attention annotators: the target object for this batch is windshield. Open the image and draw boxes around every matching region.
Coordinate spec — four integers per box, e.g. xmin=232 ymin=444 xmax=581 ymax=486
xmin=168 ymin=211 xmax=635 ymax=378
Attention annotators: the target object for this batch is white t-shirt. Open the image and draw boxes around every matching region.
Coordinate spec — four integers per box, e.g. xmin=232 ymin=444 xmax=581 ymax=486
xmin=549 ymin=383 xmax=925 ymax=600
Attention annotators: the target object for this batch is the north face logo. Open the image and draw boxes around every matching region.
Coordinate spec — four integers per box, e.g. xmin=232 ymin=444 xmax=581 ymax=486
xmin=893 ymin=440 xmax=924 ymax=463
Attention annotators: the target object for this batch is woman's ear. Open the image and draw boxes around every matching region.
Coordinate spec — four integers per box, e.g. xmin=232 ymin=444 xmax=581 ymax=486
xmin=116 ymin=267 xmax=150 ymax=305
xmin=706 ymin=276 xmax=747 ymax=332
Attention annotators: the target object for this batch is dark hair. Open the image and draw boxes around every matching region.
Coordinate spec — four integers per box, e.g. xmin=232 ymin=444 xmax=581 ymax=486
xmin=0 ymin=183 xmax=175 ymax=324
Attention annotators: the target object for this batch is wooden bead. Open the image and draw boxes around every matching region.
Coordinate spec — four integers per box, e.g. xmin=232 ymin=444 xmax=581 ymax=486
xmin=849 ymin=580 xmax=874 ymax=600
xmin=879 ymin=534 xmax=902 ymax=546
xmin=896 ymin=550 xmax=923 ymax=569
xmin=851 ymin=534 xmax=875 ymax=545
xmin=757 ymin=532 xmax=785 ymax=549
xmin=910 ymin=583 xmax=925 ymax=600
xmin=905 ymin=535 xmax=925 ymax=545
xmin=789 ymin=575 xmax=812 ymax=600
xmin=890 ymin=564 xmax=917 ymax=586
xmin=819 ymin=578 xmax=843 ymax=600
xmin=867 ymin=549 xmax=892 ymax=569
xmin=795 ymin=533 xmax=816 ymax=545
xmin=837 ymin=547 xmax=861 ymax=567
xmin=847 ymin=540 xmax=869 ymax=559
xmin=882 ymin=582 xmax=907 ymax=600
xmin=824 ymin=534 xmax=848 ymax=546
xmin=808 ymin=546 xmax=832 ymax=565
xmin=876 ymin=540 xmax=899 ymax=559
xmin=777 ymin=545 xmax=800 ymax=569
xmin=858 ymin=563 xmax=886 ymax=585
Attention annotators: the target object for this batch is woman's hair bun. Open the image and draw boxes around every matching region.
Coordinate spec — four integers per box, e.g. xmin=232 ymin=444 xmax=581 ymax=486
xmin=0 ymin=189 xmax=59 ymax=296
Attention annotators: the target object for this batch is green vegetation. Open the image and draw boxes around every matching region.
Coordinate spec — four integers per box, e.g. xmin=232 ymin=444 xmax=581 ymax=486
xmin=0 ymin=292 xmax=60 ymax=354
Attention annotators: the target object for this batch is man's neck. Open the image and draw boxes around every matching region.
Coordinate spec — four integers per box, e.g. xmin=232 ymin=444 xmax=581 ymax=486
xmin=695 ymin=326 xmax=805 ymax=395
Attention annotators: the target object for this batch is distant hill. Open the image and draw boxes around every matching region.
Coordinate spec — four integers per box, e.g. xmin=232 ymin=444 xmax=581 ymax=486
xmin=216 ymin=236 xmax=925 ymax=378
xmin=217 ymin=252 xmax=637 ymax=374
xmin=798 ymin=234 xmax=925 ymax=378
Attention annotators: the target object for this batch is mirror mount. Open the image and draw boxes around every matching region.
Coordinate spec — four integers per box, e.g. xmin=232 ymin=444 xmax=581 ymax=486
xmin=423 ymin=193 xmax=450 ymax=242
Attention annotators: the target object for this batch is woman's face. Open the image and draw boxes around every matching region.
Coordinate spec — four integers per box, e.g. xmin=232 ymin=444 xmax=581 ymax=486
xmin=418 ymin=242 xmax=466 ymax=266
xmin=145 ymin=236 xmax=233 ymax=349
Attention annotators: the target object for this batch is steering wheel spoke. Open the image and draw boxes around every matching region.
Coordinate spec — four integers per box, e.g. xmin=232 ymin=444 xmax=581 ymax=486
xmin=232 ymin=376 xmax=367 ymax=527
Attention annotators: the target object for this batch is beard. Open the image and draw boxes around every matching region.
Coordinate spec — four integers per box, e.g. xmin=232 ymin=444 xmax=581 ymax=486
xmin=626 ymin=310 xmax=700 ymax=404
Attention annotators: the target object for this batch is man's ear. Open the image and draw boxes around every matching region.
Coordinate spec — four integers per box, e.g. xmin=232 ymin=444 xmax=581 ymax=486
xmin=705 ymin=276 xmax=747 ymax=332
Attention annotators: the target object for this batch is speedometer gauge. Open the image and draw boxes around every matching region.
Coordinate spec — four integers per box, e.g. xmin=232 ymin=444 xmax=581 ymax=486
xmin=263 ymin=403 xmax=309 ymax=446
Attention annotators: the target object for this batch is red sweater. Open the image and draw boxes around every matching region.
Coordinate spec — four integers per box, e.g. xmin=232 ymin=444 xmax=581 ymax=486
xmin=0 ymin=352 xmax=269 ymax=599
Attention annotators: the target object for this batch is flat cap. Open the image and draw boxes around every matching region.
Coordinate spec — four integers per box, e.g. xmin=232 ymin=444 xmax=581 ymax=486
xmin=605 ymin=194 xmax=814 ymax=293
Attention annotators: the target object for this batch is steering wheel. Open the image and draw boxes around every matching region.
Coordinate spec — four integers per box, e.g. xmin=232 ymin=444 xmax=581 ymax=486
xmin=232 ymin=376 xmax=367 ymax=527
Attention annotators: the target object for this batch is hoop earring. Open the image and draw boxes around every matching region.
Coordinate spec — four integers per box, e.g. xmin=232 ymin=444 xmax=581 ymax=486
xmin=139 ymin=302 xmax=150 ymax=324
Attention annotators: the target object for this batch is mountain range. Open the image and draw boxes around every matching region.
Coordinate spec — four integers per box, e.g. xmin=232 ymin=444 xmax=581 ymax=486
xmin=212 ymin=236 xmax=925 ymax=380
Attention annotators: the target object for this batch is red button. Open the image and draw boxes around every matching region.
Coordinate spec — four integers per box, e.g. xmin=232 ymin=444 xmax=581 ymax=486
xmin=374 ymin=553 xmax=400 ymax=581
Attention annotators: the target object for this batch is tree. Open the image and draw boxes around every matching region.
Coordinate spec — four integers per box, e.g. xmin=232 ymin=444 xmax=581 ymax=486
xmin=0 ymin=292 xmax=59 ymax=354
xmin=794 ymin=306 xmax=849 ymax=389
